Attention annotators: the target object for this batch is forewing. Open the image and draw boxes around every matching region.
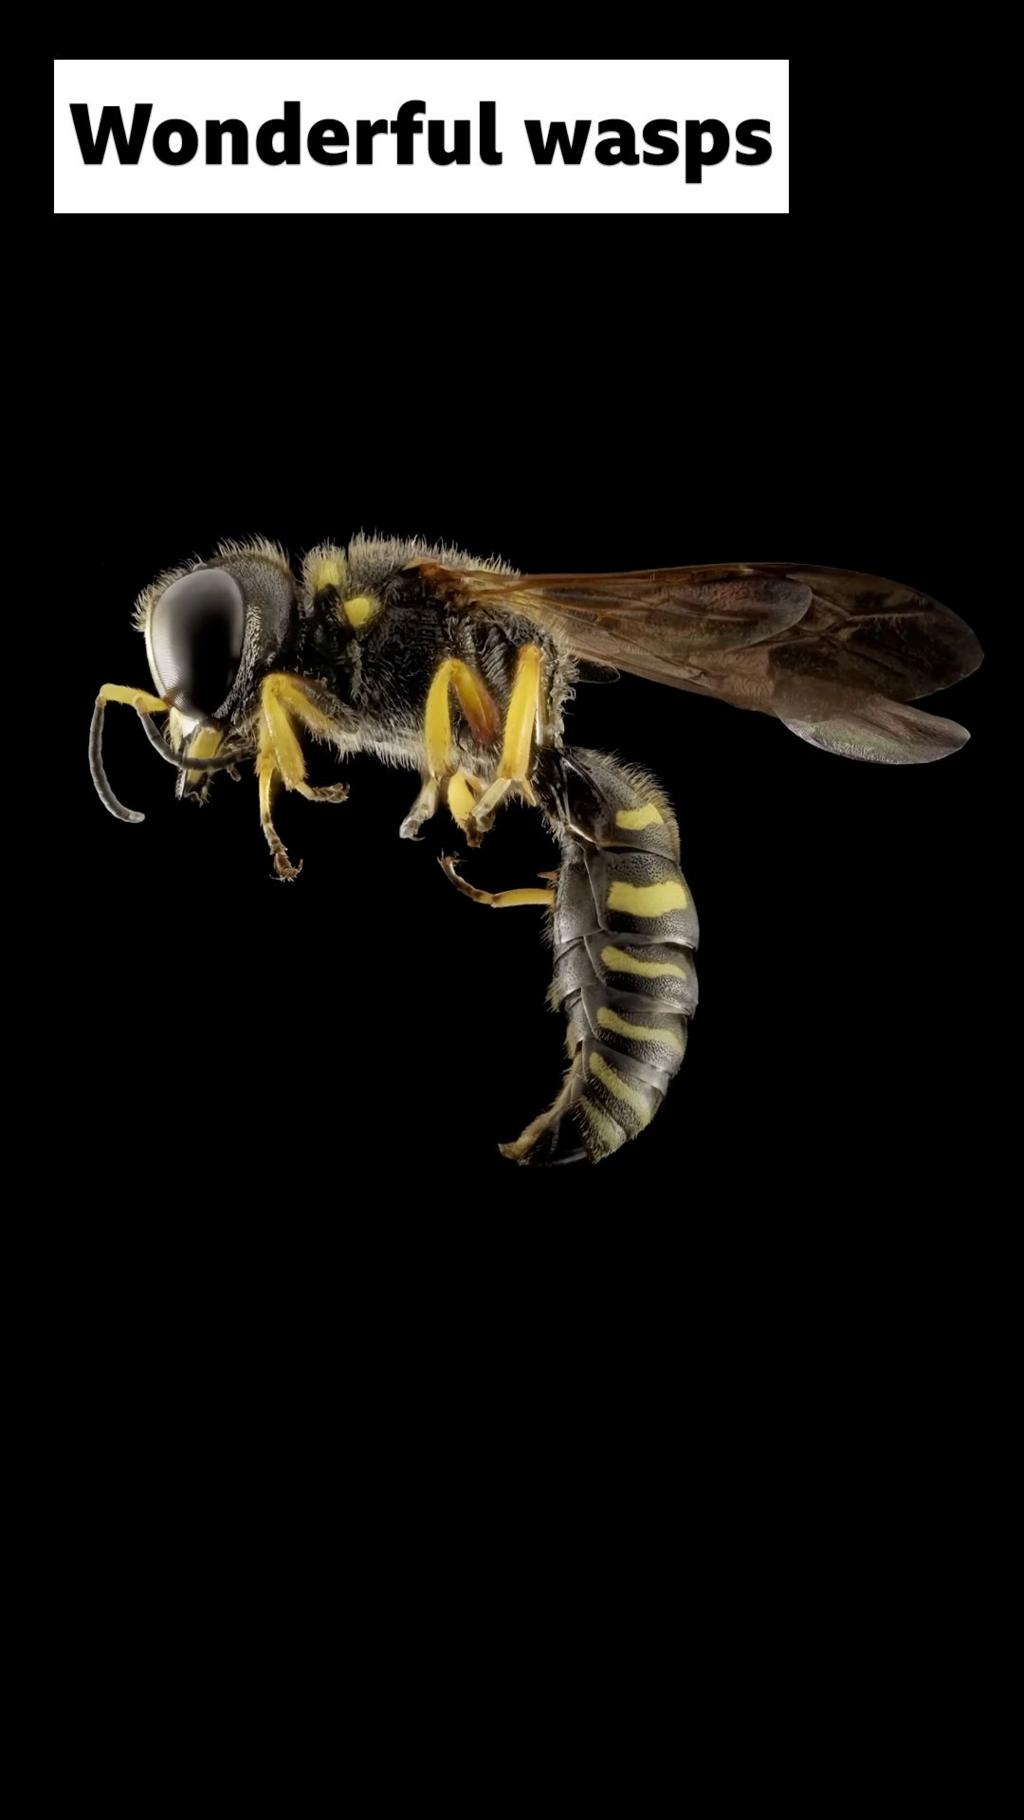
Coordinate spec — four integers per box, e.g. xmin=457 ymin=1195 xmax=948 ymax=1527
xmin=415 ymin=560 xmax=982 ymax=764
xmin=420 ymin=562 xmax=813 ymax=684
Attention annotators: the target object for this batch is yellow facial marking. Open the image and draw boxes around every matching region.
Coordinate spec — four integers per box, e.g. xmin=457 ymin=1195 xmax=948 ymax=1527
xmin=589 ymin=1053 xmax=652 ymax=1121
xmin=615 ymin=804 xmax=664 ymax=831
xmin=607 ymin=879 xmax=689 ymax=917
xmin=342 ymin=593 xmax=379 ymax=630
xmin=601 ymin=946 xmax=687 ymax=982
xmin=186 ymin=727 xmax=222 ymax=760
xmin=184 ymin=724 xmax=224 ymax=785
xmin=597 ymin=1006 xmax=684 ymax=1055
xmin=311 ymin=556 xmax=344 ymax=594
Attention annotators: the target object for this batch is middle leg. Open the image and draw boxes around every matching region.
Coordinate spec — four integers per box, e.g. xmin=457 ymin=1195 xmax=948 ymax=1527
xmin=470 ymin=645 xmax=545 ymax=837
xmin=401 ymin=658 xmax=500 ymax=841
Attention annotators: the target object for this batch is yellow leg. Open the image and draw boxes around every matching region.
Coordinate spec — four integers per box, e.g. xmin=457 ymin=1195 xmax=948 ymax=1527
xmin=258 ymin=758 xmax=301 ymax=880
xmin=259 ymin=674 xmax=348 ymax=802
xmin=471 ymin=645 xmax=544 ymax=834
xmin=399 ymin=776 xmax=441 ymax=842
xmin=440 ymin=854 xmax=555 ymax=910
xmin=446 ymin=770 xmax=488 ymax=840
xmin=400 ymin=767 xmax=489 ymax=843
xmin=424 ymin=659 xmax=501 ymax=780
xmin=97 ymin=684 xmax=169 ymax=715
xmin=257 ymin=673 xmax=349 ymax=878
xmin=498 ymin=645 xmax=544 ymax=779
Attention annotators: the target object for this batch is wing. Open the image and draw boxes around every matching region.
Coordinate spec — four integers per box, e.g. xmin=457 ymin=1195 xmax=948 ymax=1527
xmin=412 ymin=560 xmax=984 ymax=764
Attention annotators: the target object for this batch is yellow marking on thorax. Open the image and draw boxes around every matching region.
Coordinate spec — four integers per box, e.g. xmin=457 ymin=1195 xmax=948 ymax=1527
xmin=601 ymin=946 xmax=687 ymax=982
xmin=607 ymin=879 xmax=689 ymax=917
xmin=588 ymin=1053 xmax=652 ymax=1122
xmin=311 ymin=555 xmax=344 ymax=594
xmin=616 ymin=804 xmax=664 ymax=831
xmin=342 ymin=593 xmax=379 ymax=630
xmin=597 ymin=1006 xmax=684 ymax=1055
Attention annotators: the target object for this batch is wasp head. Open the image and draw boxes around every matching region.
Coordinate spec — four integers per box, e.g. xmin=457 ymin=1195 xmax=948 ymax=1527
xmin=91 ymin=539 xmax=299 ymax=821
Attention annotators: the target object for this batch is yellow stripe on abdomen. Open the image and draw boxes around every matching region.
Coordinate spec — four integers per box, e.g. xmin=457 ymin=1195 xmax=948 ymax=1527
xmin=615 ymin=804 xmax=664 ymax=831
xmin=607 ymin=879 xmax=689 ymax=917
xmin=597 ymin=1006 xmax=684 ymax=1055
xmin=600 ymin=946 xmax=688 ymax=982
xmin=588 ymin=1053 xmax=653 ymax=1122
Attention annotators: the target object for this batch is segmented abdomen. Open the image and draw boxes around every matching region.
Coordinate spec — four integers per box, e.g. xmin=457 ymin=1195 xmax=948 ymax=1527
xmin=504 ymin=749 xmax=699 ymax=1165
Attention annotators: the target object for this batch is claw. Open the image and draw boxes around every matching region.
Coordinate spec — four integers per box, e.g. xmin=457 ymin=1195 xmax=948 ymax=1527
xmin=469 ymin=776 xmax=538 ymax=841
xmin=400 ymin=777 xmax=440 ymax=842
xmin=306 ymin=782 xmax=349 ymax=805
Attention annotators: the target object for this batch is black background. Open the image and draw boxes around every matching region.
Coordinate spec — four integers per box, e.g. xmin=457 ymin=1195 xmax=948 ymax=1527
xmin=58 ymin=209 xmax=992 ymax=1220
xmin=48 ymin=63 xmax=1007 ymax=1778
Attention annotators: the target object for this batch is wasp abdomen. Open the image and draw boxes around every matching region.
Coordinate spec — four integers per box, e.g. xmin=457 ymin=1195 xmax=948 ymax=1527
xmin=504 ymin=750 xmax=698 ymax=1166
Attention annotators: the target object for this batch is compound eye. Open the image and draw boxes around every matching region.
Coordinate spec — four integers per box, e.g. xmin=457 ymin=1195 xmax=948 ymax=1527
xmin=149 ymin=568 xmax=245 ymax=719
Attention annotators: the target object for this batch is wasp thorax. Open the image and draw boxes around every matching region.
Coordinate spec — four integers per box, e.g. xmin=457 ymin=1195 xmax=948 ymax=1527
xmin=148 ymin=567 xmax=244 ymax=720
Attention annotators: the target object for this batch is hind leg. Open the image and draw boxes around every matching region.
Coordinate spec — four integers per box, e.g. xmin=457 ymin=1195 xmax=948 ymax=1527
xmin=439 ymin=854 xmax=555 ymax=910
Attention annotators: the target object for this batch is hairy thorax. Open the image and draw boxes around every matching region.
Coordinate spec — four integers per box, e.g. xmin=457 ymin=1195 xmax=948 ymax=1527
xmin=294 ymin=538 xmax=574 ymax=777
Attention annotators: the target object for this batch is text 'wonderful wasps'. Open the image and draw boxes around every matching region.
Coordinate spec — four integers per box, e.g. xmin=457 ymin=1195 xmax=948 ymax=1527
xmin=70 ymin=100 xmax=773 ymax=186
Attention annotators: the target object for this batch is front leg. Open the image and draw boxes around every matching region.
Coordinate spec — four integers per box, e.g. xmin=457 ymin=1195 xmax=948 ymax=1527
xmin=257 ymin=673 xmax=351 ymax=879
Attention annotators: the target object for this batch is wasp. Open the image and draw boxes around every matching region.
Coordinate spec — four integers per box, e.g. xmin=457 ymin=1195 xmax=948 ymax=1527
xmin=89 ymin=536 xmax=983 ymax=1165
